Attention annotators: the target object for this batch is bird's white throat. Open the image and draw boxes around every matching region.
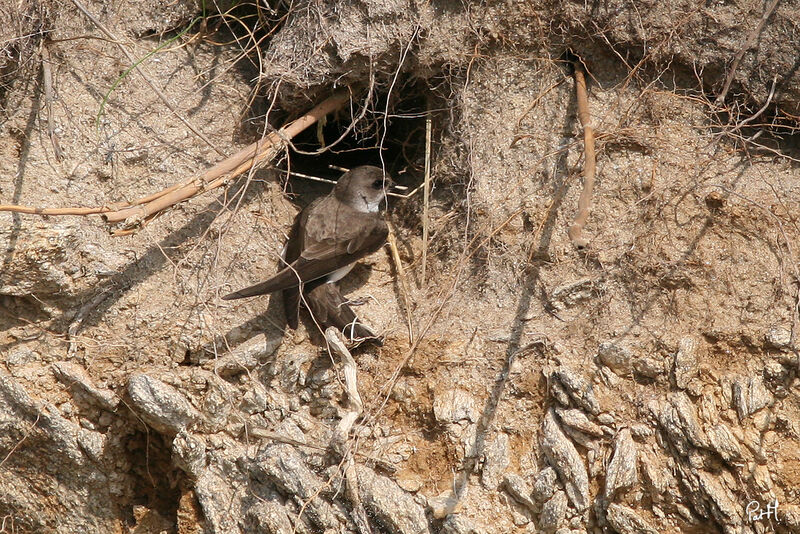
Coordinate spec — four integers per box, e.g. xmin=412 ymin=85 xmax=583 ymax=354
xmin=357 ymin=193 xmax=383 ymax=213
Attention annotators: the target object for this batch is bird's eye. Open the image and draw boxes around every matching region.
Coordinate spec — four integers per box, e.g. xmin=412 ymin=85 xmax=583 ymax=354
xmin=372 ymin=179 xmax=384 ymax=189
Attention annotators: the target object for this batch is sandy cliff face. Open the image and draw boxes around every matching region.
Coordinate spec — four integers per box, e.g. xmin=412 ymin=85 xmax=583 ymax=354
xmin=1 ymin=0 xmax=799 ymax=532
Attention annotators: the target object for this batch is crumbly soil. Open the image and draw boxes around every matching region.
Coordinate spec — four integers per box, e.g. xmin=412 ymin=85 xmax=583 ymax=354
xmin=1 ymin=0 xmax=799 ymax=533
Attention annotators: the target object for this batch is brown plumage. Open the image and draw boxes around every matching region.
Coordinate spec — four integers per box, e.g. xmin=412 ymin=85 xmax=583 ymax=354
xmin=304 ymin=283 xmax=377 ymax=339
xmin=222 ymin=166 xmax=394 ymax=337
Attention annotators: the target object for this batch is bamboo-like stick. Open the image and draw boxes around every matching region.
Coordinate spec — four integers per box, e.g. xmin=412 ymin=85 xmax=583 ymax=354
xmin=421 ymin=113 xmax=432 ymax=285
xmin=0 ymin=91 xmax=352 ymax=230
xmin=104 ymin=90 xmax=350 ymax=225
xmin=567 ymin=58 xmax=596 ymax=249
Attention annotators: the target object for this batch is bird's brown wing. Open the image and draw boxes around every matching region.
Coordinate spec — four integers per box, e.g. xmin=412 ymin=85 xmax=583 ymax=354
xmin=281 ymin=212 xmax=306 ymax=328
xmin=221 ymin=213 xmax=388 ymax=301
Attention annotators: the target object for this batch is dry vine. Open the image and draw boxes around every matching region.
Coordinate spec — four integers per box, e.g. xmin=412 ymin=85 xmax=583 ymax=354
xmin=0 ymin=90 xmax=352 ymax=233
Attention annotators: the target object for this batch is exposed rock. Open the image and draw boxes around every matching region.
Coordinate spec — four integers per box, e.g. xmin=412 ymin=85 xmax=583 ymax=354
xmin=4 ymin=1 xmax=800 ymax=532
xmin=441 ymin=514 xmax=479 ymax=534
xmin=243 ymin=499 xmax=295 ymax=534
xmin=732 ymin=376 xmax=773 ymax=420
xmin=555 ymin=406 xmax=604 ymax=438
xmin=131 ymin=505 xmax=174 ymax=533
xmin=651 ymin=393 xmax=710 ymax=456
xmin=509 ymin=501 xmax=531 ymax=526
xmin=427 ymin=490 xmax=460 ymax=520
xmin=634 ymin=357 xmax=669 ymax=379
xmin=780 ymin=503 xmax=800 ymax=532
xmin=433 ymin=389 xmax=477 ymax=424
xmin=599 ymin=365 xmax=622 ymax=387
xmin=252 ymin=444 xmax=343 ymax=531
xmin=201 ymin=374 xmax=239 ymax=430
xmin=195 ymin=466 xmax=253 ymax=534
xmin=695 ymin=470 xmax=743 ymax=529
xmin=239 ymin=381 xmax=271 ymax=415
xmin=539 ymin=490 xmax=568 ymax=533
xmin=502 ymin=473 xmax=536 ymax=510
xmin=356 ymin=464 xmax=430 ymax=534
xmin=605 ymin=428 xmax=638 ymax=500
xmin=765 ymin=326 xmax=792 ymax=351
xmin=200 ymin=332 xmax=282 ymax=374
xmin=172 ymin=429 xmax=207 ymax=477
xmin=549 ymin=277 xmax=599 ymax=310
xmin=127 ymin=373 xmax=202 ymax=435
xmin=532 ymin=466 xmax=559 ymax=502
xmin=275 ymin=351 xmax=316 ymax=393
xmin=597 ymin=413 xmax=615 ymax=426
xmin=0 ymin=221 xmax=80 ymax=296
xmin=597 ymin=341 xmax=633 ymax=374
xmin=673 ymin=336 xmax=700 ymax=390
xmin=763 ymin=359 xmax=788 ymax=382
xmin=4 ymin=345 xmax=40 ymax=369
xmin=549 ymin=380 xmax=572 ymax=406
xmin=396 ymin=471 xmax=423 ymax=493
xmin=751 ymin=464 xmax=773 ymax=493
xmin=52 ymin=361 xmax=119 ymax=411
xmin=481 ymin=432 xmax=510 ymax=489
xmin=629 ymin=424 xmax=653 ymax=439
xmin=606 ymin=503 xmax=659 ymax=534
xmin=550 ymin=366 xmax=600 ymax=415
xmin=639 ymin=451 xmax=672 ymax=498
xmin=541 ymin=408 xmax=589 ymax=512
xmin=0 ymin=372 xmax=123 ymax=533
xmin=707 ymin=424 xmax=742 ymax=463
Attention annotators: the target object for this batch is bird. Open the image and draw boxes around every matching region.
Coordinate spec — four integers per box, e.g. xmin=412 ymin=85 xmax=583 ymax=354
xmin=222 ymin=165 xmax=396 ymax=340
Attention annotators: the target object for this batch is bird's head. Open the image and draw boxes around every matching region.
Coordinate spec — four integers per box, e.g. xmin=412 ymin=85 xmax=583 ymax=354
xmin=334 ymin=166 xmax=396 ymax=213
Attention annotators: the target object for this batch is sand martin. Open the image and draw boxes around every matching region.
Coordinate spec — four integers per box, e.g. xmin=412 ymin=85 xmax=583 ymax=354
xmin=222 ymin=165 xmax=395 ymax=338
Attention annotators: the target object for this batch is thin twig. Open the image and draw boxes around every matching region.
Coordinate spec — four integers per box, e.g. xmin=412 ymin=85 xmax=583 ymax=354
xmin=275 ymin=167 xmax=338 ymax=185
xmin=70 ymin=0 xmax=227 ymax=158
xmin=323 ymin=327 xmax=373 ymax=534
xmin=736 ymin=75 xmax=778 ymax=128
xmin=0 ymin=91 xmax=352 ymax=229
xmin=710 ymin=184 xmax=800 ymax=355
xmin=41 ymin=43 xmax=63 ymax=161
xmin=326 ymin=327 xmax=363 ymax=451
xmin=716 ymin=0 xmax=781 ymax=104
xmin=67 ymin=288 xmax=115 ymax=355
xmin=386 ymin=184 xmax=420 ymax=199
xmin=567 ymin=56 xmax=596 ymax=249
xmin=717 ymin=74 xmax=778 ymax=142
xmin=104 ymin=89 xmax=349 ymax=226
xmin=386 ymin=221 xmax=414 ymax=344
xmin=0 ymin=204 xmax=113 ymax=216
xmin=421 ymin=113 xmax=432 ymax=285
xmin=0 ymin=415 xmax=40 ymax=470
xmin=344 ymin=457 xmax=373 ymax=534
xmin=341 ymin=207 xmax=531 ymax=523
xmin=510 ymin=77 xmax=566 ymax=147
xmin=363 ymin=206 xmax=528 ymax=429
xmin=278 ymin=166 xmax=409 ymax=195
xmin=378 ymin=24 xmax=419 ymax=172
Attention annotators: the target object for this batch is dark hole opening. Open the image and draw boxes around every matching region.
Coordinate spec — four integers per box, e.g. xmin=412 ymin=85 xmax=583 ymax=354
xmin=279 ymin=78 xmax=430 ymax=196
